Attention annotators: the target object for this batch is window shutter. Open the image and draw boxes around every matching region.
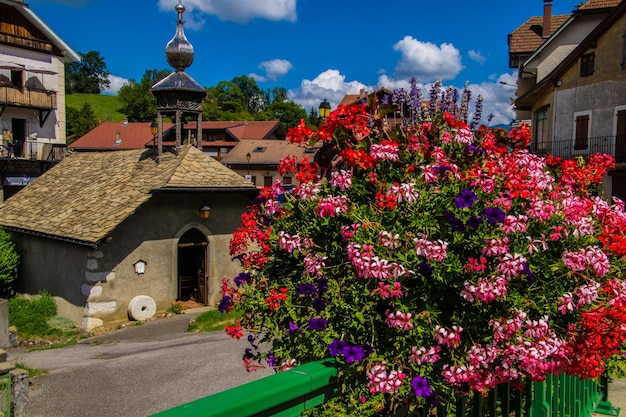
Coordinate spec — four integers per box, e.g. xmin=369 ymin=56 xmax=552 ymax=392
xmin=574 ymin=115 xmax=589 ymax=150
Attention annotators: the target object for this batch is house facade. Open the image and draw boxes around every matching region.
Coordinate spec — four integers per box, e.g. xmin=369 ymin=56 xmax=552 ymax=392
xmin=221 ymin=139 xmax=320 ymax=188
xmin=0 ymin=145 xmax=257 ymax=330
xmin=0 ymin=0 xmax=80 ymax=198
xmin=514 ymin=0 xmax=626 ymax=200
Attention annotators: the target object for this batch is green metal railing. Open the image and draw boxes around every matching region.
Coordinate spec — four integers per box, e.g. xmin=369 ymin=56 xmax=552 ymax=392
xmin=150 ymin=360 xmax=621 ymax=417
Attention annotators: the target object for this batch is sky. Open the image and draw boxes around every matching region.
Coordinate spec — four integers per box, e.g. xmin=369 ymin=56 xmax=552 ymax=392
xmin=28 ymin=0 xmax=585 ymax=126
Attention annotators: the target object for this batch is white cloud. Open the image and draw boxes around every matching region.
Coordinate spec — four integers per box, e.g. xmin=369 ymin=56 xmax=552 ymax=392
xmin=249 ymin=73 xmax=267 ymax=83
xmin=465 ymin=72 xmax=518 ymax=126
xmin=258 ymin=59 xmax=294 ymax=81
xmin=288 ymin=69 xmax=372 ymax=112
xmin=468 ymin=50 xmax=486 ymax=65
xmin=101 ymin=75 xmax=129 ymax=95
xmin=392 ymin=36 xmax=463 ymax=82
xmin=159 ymin=0 xmax=296 ymax=24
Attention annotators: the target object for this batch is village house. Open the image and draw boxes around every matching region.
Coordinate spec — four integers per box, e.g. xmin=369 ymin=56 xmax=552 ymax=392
xmin=509 ymin=0 xmax=626 ymax=200
xmin=0 ymin=0 xmax=80 ymax=199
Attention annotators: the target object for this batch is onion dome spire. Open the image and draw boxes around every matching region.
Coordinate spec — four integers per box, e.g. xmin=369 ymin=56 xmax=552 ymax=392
xmin=165 ymin=2 xmax=194 ymax=72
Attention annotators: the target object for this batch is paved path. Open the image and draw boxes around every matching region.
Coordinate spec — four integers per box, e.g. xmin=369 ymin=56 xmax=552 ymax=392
xmin=7 ymin=311 xmax=273 ymax=417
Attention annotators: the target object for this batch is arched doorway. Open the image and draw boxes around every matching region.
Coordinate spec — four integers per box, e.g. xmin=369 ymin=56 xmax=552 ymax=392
xmin=177 ymin=228 xmax=208 ymax=305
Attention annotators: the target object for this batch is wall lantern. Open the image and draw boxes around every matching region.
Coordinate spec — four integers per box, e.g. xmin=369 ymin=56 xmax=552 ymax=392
xmin=134 ymin=260 xmax=147 ymax=275
xmin=319 ymin=99 xmax=331 ymax=119
xmin=150 ymin=122 xmax=158 ymax=136
xmin=199 ymin=204 xmax=211 ymax=219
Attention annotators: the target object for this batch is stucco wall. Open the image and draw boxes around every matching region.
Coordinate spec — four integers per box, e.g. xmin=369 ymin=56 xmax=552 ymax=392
xmin=11 ymin=189 xmax=256 ymax=330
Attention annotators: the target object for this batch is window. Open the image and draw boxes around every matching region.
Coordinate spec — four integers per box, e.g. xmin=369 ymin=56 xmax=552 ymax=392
xmin=253 ymin=146 xmax=266 ymax=152
xmin=534 ymin=106 xmax=549 ymax=151
xmin=282 ymin=176 xmax=292 ymax=185
xmin=264 ymin=176 xmax=273 ymax=187
xmin=615 ymin=108 xmax=626 ymax=161
xmin=574 ymin=113 xmax=590 ymax=150
xmin=10 ymin=70 xmax=22 ymax=88
xmin=580 ymin=53 xmax=595 ymax=77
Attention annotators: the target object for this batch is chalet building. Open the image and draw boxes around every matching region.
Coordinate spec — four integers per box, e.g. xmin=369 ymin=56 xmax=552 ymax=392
xmin=0 ymin=0 xmax=80 ymax=199
xmin=509 ymin=0 xmax=626 ymax=200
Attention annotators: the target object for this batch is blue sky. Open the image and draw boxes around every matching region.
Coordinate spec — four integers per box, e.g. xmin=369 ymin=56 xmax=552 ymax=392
xmin=29 ymin=0 xmax=584 ymax=125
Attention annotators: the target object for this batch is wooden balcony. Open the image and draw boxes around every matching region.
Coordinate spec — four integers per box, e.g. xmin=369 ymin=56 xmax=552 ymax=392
xmin=0 ymin=85 xmax=57 ymax=110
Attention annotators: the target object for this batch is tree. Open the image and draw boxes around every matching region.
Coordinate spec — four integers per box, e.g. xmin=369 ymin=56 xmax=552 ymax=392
xmin=66 ymin=103 xmax=98 ymax=144
xmin=231 ymin=75 xmax=265 ymax=113
xmin=0 ymin=226 xmax=19 ymax=297
xmin=117 ymin=69 xmax=170 ymax=122
xmin=65 ymin=51 xmax=110 ymax=94
xmin=257 ymin=101 xmax=306 ymax=128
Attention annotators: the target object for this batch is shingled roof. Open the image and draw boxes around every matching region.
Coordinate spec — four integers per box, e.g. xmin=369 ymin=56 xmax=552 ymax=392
xmin=0 ymin=144 xmax=255 ymax=246
xmin=508 ymin=14 xmax=570 ymax=54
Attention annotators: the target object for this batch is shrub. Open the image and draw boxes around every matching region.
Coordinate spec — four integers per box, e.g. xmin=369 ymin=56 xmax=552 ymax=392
xmin=222 ymin=81 xmax=626 ymax=414
xmin=9 ymin=291 xmax=62 ymax=338
xmin=0 ymin=227 xmax=19 ymax=297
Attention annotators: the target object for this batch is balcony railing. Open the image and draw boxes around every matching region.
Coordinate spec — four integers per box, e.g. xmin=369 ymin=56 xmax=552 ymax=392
xmin=1 ymin=140 xmax=66 ymax=161
xmin=530 ymin=136 xmax=626 ymax=163
xmin=0 ymin=85 xmax=57 ymax=109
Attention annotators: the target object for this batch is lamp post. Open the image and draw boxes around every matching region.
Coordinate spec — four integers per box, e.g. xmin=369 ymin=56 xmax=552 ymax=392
xmin=150 ymin=121 xmax=158 ymax=146
xmin=319 ymin=99 xmax=331 ymax=121
xmin=246 ymin=152 xmax=251 ymax=176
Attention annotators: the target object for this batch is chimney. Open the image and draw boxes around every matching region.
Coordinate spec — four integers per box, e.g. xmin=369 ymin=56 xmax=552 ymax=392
xmin=543 ymin=0 xmax=553 ymax=38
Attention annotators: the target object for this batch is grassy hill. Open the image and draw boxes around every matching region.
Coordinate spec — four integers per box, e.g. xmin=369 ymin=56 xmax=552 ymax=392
xmin=66 ymin=93 xmax=126 ymax=123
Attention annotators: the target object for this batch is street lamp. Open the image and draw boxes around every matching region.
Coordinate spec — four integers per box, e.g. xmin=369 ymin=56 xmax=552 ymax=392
xmin=499 ymin=81 xmax=516 ymax=88
xmin=150 ymin=121 xmax=158 ymax=145
xmin=319 ymin=99 xmax=331 ymax=120
xmin=246 ymin=152 xmax=251 ymax=176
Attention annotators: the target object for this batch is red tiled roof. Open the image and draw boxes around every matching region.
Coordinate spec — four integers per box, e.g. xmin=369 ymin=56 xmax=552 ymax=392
xmin=71 ymin=120 xmax=286 ymax=151
xmin=578 ymin=0 xmax=622 ymax=10
xmin=509 ymin=14 xmax=570 ymax=54
xmin=200 ymin=121 xmax=285 ymax=140
xmin=69 ymin=121 xmax=174 ymax=150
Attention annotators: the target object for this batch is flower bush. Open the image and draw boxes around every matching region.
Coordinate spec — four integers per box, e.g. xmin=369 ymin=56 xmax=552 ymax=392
xmin=222 ymin=81 xmax=626 ymax=415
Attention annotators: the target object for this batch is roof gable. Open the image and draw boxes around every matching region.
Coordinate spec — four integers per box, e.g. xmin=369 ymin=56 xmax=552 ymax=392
xmin=509 ymin=15 xmax=570 ymax=54
xmin=0 ymin=145 xmax=254 ymax=244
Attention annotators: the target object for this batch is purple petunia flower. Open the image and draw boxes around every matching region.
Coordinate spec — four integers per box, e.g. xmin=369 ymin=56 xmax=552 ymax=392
xmin=287 ymin=321 xmax=301 ymax=334
xmin=234 ymin=271 xmax=251 ymax=286
xmin=266 ymin=352 xmax=279 ymax=368
xmin=328 ymin=339 xmax=348 ymax=357
xmin=466 ymin=215 xmax=482 ymax=229
xmin=443 ymin=210 xmax=465 ymax=233
xmin=312 ymin=297 xmax=327 ymax=312
xmin=411 ymin=375 xmax=438 ymax=405
xmin=455 ymin=189 xmax=477 ymax=209
xmin=482 ymin=207 xmax=506 ymax=224
xmin=419 ymin=262 xmax=434 ymax=280
xmin=217 ymin=295 xmax=232 ymax=313
xmin=521 ymin=262 xmax=536 ymax=281
xmin=317 ymin=278 xmax=329 ymax=294
xmin=308 ymin=317 xmax=328 ymax=331
xmin=297 ymin=283 xmax=317 ymax=296
xmin=328 ymin=339 xmax=372 ymax=363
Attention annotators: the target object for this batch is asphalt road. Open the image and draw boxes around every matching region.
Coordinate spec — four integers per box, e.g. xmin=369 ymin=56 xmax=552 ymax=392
xmin=7 ymin=311 xmax=273 ymax=417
